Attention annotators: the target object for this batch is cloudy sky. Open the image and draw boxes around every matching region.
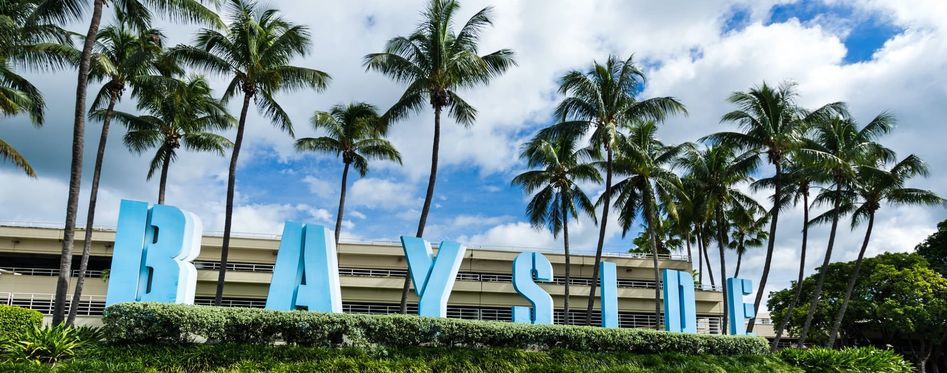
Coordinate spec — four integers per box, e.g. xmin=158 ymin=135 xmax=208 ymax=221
xmin=2 ymin=0 xmax=946 ymax=304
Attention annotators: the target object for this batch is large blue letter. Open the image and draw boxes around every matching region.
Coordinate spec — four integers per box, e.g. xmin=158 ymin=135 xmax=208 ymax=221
xmin=105 ymin=200 xmax=202 ymax=306
xmin=511 ymin=251 xmax=554 ymax=325
xmin=401 ymin=237 xmax=466 ymax=318
xmin=265 ymin=223 xmax=342 ymax=312
xmin=662 ymin=269 xmax=697 ymax=333
xmin=726 ymin=277 xmax=756 ymax=335
xmin=600 ymin=261 xmax=619 ymax=328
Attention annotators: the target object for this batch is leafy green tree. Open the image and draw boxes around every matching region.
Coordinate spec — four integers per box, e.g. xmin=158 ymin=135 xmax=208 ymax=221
xmin=797 ymin=113 xmax=895 ymax=345
xmin=706 ymin=81 xmax=842 ymax=333
xmin=364 ymin=0 xmax=515 ymax=313
xmin=295 ymin=103 xmax=402 ymax=244
xmin=68 ymin=13 xmax=165 ymax=325
xmin=727 ymin=204 xmax=769 ymax=278
xmin=826 ymin=155 xmax=943 ymax=346
xmin=51 ymin=0 xmax=222 ymax=324
xmin=678 ymin=145 xmax=760 ymax=333
xmin=553 ymin=55 xmax=686 ymax=324
xmin=679 ymin=175 xmax=715 ymax=287
xmin=512 ymin=128 xmax=599 ymax=322
xmin=0 ymin=0 xmax=75 ymax=176
xmin=106 ymin=75 xmax=233 ymax=203
xmin=609 ymin=121 xmax=686 ymax=327
xmin=173 ymin=0 xmax=330 ymax=305
xmin=916 ymin=220 xmax=947 ymax=278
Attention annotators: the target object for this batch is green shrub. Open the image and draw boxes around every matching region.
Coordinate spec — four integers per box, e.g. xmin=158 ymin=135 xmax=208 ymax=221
xmin=0 ymin=305 xmax=43 ymax=339
xmin=102 ymin=302 xmax=768 ymax=355
xmin=779 ymin=346 xmax=914 ymax=373
xmin=1 ymin=324 xmax=84 ymax=365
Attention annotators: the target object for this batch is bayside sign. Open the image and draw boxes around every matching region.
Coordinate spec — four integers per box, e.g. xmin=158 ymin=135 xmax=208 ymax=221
xmin=104 ymin=200 xmax=757 ymax=335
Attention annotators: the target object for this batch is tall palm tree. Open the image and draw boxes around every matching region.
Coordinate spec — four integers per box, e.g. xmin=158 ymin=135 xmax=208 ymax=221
xmin=105 ymin=75 xmax=233 ymax=203
xmin=512 ymin=128 xmax=600 ymax=324
xmin=678 ymin=145 xmax=760 ymax=334
xmin=51 ymin=0 xmax=222 ymax=324
xmin=173 ymin=0 xmax=330 ymax=305
xmin=553 ymin=55 xmax=686 ymax=325
xmin=608 ymin=121 xmax=685 ymax=328
xmin=295 ymin=102 xmax=402 ymax=244
xmin=766 ymin=149 xmax=825 ymax=348
xmin=797 ymin=113 xmax=895 ymax=345
xmin=67 ymin=13 xmax=164 ymax=325
xmin=680 ymin=176 xmax=715 ymax=288
xmin=0 ymin=0 xmax=75 ymax=176
xmin=705 ymin=81 xmax=842 ymax=333
xmin=825 ymin=155 xmax=943 ymax=346
xmin=726 ymin=204 xmax=769 ymax=278
xmin=172 ymin=0 xmax=330 ymax=305
xmin=364 ymin=0 xmax=515 ymax=313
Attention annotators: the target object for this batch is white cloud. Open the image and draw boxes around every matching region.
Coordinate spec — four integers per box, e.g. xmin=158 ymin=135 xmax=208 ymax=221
xmin=347 ymin=178 xmax=417 ymax=209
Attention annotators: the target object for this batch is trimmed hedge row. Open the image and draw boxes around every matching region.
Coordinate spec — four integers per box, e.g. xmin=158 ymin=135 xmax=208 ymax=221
xmin=102 ymin=302 xmax=768 ymax=355
xmin=0 ymin=305 xmax=43 ymax=339
xmin=778 ymin=346 xmax=914 ymax=373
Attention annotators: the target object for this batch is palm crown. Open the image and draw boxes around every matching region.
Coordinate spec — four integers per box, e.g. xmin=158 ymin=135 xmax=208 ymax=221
xmin=296 ymin=103 xmax=402 ymax=176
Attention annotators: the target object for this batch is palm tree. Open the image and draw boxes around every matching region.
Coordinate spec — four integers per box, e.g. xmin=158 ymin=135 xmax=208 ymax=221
xmin=106 ymin=75 xmax=233 ymax=203
xmin=295 ymin=102 xmax=402 ymax=244
xmin=825 ymin=154 xmax=944 ymax=346
xmin=364 ymin=0 xmax=515 ymax=313
xmin=705 ymin=81 xmax=842 ymax=333
xmin=172 ymin=0 xmax=330 ymax=305
xmin=680 ymin=176 xmax=715 ymax=288
xmin=553 ymin=55 xmax=686 ymax=325
xmin=512 ymin=127 xmax=600 ymax=324
xmin=797 ymin=113 xmax=895 ymax=345
xmin=726 ymin=204 xmax=769 ymax=278
xmin=678 ymin=145 xmax=760 ymax=334
xmin=51 ymin=0 xmax=222 ymax=324
xmin=67 ymin=13 xmax=164 ymax=325
xmin=0 ymin=0 xmax=75 ymax=176
xmin=608 ymin=121 xmax=686 ymax=328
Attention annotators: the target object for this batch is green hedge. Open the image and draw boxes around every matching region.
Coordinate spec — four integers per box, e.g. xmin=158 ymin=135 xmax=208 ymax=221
xmin=0 ymin=305 xmax=43 ymax=339
xmin=102 ymin=302 xmax=768 ymax=356
xmin=778 ymin=346 xmax=914 ymax=373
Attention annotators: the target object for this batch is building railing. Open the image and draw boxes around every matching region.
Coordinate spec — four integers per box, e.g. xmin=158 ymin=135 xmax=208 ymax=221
xmin=1 ymin=263 xmax=723 ymax=292
xmin=0 ymin=292 xmax=105 ymax=317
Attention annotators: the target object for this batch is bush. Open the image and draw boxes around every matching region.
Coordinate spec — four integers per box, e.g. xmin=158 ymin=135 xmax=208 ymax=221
xmin=779 ymin=346 xmax=914 ymax=373
xmin=0 ymin=305 xmax=43 ymax=339
xmin=102 ymin=302 xmax=768 ymax=355
xmin=1 ymin=324 xmax=84 ymax=365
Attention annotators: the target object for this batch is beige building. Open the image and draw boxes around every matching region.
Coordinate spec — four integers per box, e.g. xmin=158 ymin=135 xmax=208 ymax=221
xmin=0 ymin=224 xmax=752 ymax=335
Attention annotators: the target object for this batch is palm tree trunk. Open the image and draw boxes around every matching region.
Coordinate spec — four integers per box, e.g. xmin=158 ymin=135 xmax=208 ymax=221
xmin=66 ymin=94 xmax=116 ymax=325
xmin=735 ymin=252 xmax=743 ymax=278
xmin=772 ymin=187 xmax=809 ymax=350
xmin=747 ymin=162 xmax=782 ymax=333
xmin=697 ymin=224 xmax=704 ymax=285
xmin=698 ymin=226 xmax=716 ymax=288
xmin=645 ymin=189 xmax=662 ymax=330
xmin=400 ymin=104 xmax=442 ymax=314
xmin=799 ymin=182 xmax=843 ymax=345
xmin=561 ymin=194 xmax=571 ymax=325
xmin=53 ymin=0 xmax=105 ymax=325
xmin=586 ymin=145 xmax=613 ymax=325
xmin=827 ymin=211 xmax=875 ymax=347
xmin=715 ymin=207 xmax=729 ymax=334
xmin=157 ymin=148 xmax=172 ymax=204
xmin=214 ymin=93 xmax=252 ymax=306
xmin=334 ymin=162 xmax=350 ymax=244
xmin=685 ymin=231 xmax=693 ymax=275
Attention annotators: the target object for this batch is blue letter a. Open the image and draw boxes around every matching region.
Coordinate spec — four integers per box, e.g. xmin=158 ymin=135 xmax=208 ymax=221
xmin=265 ymin=222 xmax=342 ymax=312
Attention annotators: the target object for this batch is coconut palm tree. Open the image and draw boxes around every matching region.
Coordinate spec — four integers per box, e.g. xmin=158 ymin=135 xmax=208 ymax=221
xmin=553 ymin=55 xmax=686 ymax=325
xmin=51 ymin=0 xmax=222 ymax=324
xmin=796 ymin=113 xmax=895 ymax=345
xmin=0 ymin=0 xmax=75 ymax=176
xmin=678 ymin=144 xmax=760 ymax=334
xmin=103 ymin=75 xmax=233 ymax=203
xmin=295 ymin=102 xmax=402 ymax=244
xmin=825 ymin=154 xmax=944 ymax=346
xmin=726 ymin=204 xmax=769 ymax=278
xmin=512 ymin=127 xmax=600 ymax=324
xmin=364 ymin=0 xmax=515 ymax=313
xmin=680 ymin=176 xmax=715 ymax=288
xmin=172 ymin=0 xmax=330 ymax=305
xmin=67 ymin=13 xmax=165 ymax=325
xmin=704 ymin=81 xmax=843 ymax=333
xmin=608 ymin=121 xmax=686 ymax=328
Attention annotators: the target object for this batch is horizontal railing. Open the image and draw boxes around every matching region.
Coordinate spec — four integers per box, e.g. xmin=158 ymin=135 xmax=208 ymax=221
xmin=0 ymin=267 xmax=106 ymax=278
xmin=0 ymin=292 xmax=105 ymax=317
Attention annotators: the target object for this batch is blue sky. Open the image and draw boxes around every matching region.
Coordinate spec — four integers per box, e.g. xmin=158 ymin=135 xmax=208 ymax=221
xmin=2 ymin=0 xmax=946 ymax=301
